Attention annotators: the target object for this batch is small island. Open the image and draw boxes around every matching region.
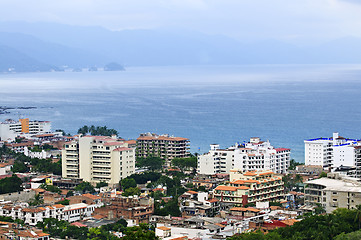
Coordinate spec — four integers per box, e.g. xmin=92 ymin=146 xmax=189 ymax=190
xmin=104 ymin=62 xmax=125 ymax=71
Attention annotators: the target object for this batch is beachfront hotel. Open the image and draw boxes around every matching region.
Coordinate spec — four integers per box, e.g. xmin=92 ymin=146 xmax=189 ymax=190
xmin=0 ymin=118 xmax=51 ymax=141
xmin=304 ymin=132 xmax=361 ymax=177
xmin=197 ymin=137 xmax=290 ymax=175
xmin=136 ymin=133 xmax=190 ymax=162
xmin=62 ymin=135 xmax=135 ymax=187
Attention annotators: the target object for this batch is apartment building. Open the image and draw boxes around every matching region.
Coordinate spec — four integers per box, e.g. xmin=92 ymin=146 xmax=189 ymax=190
xmin=0 ymin=119 xmax=51 ymax=141
xmin=0 ymin=203 xmax=96 ymax=226
xmin=136 ymin=133 xmax=190 ymax=161
xmin=305 ymin=132 xmax=361 ymax=177
xmin=213 ymin=170 xmax=285 ymax=206
xmin=62 ymin=135 xmax=135 ymax=187
xmin=198 ymin=137 xmax=291 ymax=175
xmin=304 ymin=173 xmax=361 ymax=213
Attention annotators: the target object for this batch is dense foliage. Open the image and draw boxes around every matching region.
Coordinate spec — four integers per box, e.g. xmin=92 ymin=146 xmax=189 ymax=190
xmin=77 ymin=125 xmax=118 ymax=136
xmin=40 ymin=184 xmax=62 ymax=194
xmin=0 ymin=174 xmax=23 ymax=194
xmin=96 ymin=181 xmax=108 ymax=188
xmin=136 ymin=157 xmax=164 ymax=171
xmin=171 ymin=156 xmax=197 ymax=171
xmin=75 ymin=181 xmax=95 ymax=193
xmin=228 ymin=206 xmax=361 ymax=240
xmin=126 ymin=172 xmax=162 ymax=184
xmin=121 ymin=178 xmax=137 ymax=190
xmin=2 ymin=145 xmax=61 ymax=175
xmin=36 ymin=218 xmax=157 ymax=240
xmin=288 ymin=159 xmax=302 ymax=170
xmin=154 ymin=198 xmax=181 ymax=217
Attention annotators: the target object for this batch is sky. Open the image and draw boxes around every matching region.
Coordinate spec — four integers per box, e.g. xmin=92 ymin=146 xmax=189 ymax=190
xmin=1 ymin=0 xmax=361 ymax=44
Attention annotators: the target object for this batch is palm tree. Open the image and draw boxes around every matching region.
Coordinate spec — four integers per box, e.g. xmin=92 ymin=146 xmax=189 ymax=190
xmin=354 ymin=205 xmax=361 ymax=229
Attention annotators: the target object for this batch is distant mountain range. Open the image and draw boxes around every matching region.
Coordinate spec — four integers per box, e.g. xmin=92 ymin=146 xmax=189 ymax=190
xmin=1 ymin=21 xmax=361 ymax=72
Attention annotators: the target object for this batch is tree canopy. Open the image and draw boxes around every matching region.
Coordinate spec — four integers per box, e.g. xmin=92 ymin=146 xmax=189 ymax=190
xmin=171 ymin=157 xmax=197 ymax=171
xmin=0 ymin=174 xmax=22 ymax=194
xmin=75 ymin=181 xmax=95 ymax=193
xmin=77 ymin=125 xmax=118 ymax=136
xmin=136 ymin=156 xmax=164 ymax=171
xmin=228 ymin=206 xmax=361 ymax=240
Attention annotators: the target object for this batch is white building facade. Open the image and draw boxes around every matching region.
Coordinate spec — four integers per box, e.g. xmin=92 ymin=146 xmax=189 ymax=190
xmin=0 ymin=119 xmax=51 ymax=142
xmin=197 ymin=138 xmax=291 ymax=175
xmin=62 ymin=135 xmax=135 ymax=187
xmin=305 ymin=132 xmax=361 ymax=177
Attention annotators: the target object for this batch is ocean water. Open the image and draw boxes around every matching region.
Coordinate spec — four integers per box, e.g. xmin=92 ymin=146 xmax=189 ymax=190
xmin=1 ymin=64 xmax=361 ymax=162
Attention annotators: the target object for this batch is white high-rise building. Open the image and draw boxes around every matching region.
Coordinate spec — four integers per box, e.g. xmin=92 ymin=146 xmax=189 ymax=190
xmin=62 ymin=135 xmax=135 ymax=187
xmin=0 ymin=118 xmax=51 ymax=141
xmin=197 ymin=137 xmax=290 ymax=175
xmin=304 ymin=132 xmax=361 ymax=176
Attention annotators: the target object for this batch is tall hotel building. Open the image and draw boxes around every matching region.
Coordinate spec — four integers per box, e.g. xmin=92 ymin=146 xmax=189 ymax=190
xmin=197 ymin=137 xmax=290 ymax=175
xmin=0 ymin=118 xmax=51 ymax=141
xmin=62 ymin=136 xmax=135 ymax=187
xmin=136 ymin=133 xmax=190 ymax=161
xmin=305 ymin=132 xmax=361 ymax=177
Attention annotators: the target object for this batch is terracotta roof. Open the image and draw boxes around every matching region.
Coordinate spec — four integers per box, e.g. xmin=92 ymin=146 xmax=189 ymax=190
xmin=215 ymin=186 xmax=248 ymax=191
xmin=114 ymin=147 xmax=133 ymax=151
xmin=186 ymin=190 xmax=198 ymax=194
xmin=259 ymin=171 xmax=274 ymax=176
xmin=103 ymin=142 xmax=125 ymax=146
xmin=157 ymin=226 xmax=171 ymax=231
xmin=137 ymin=136 xmax=188 ymax=141
xmin=82 ymin=193 xmax=101 ymax=200
xmin=230 ymin=207 xmax=261 ymax=212
xmin=71 ymin=222 xmax=87 ymax=227
xmin=125 ymin=140 xmax=136 ymax=144
xmin=52 ymin=204 xmax=65 ymax=208
xmin=0 ymin=163 xmax=11 ymax=168
xmin=244 ymin=172 xmax=257 ymax=176
xmin=275 ymin=148 xmax=290 ymax=152
xmin=207 ymin=198 xmax=219 ymax=203
xmin=281 ymin=219 xmax=299 ymax=226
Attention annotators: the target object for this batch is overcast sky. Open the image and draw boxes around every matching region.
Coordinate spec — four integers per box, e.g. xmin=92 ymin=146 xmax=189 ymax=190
xmin=1 ymin=0 xmax=361 ymax=44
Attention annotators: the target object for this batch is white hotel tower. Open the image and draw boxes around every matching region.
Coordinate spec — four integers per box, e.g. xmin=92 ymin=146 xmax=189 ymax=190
xmin=304 ymin=132 xmax=361 ymax=177
xmin=197 ymin=137 xmax=290 ymax=175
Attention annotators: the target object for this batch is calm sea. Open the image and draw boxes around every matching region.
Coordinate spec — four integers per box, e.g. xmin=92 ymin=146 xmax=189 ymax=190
xmin=1 ymin=64 xmax=361 ymax=162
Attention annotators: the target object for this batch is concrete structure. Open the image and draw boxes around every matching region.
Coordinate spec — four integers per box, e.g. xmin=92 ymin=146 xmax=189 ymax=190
xmin=304 ymin=173 xmax=361 ymax=213
xmin=136 ymin=133 xmax=190 ymax=162
xmin=213 ymin=170 xmax=285 ymax=205
xmin=0 ymin=202 xmax=96 ymax=226
xmin=305 ymin=132 xmax=361 ymax=177
xmin=62 ymin=135 xmax=135 ymax=187
xmin=198 ymin=138 xmax=290 ymax=175
xmin=0 ymin=119 xmax=51 ymax=142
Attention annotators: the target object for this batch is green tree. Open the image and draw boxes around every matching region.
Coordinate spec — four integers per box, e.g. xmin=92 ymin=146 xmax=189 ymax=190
xmin=11 ymin=161 xmax=29 ymax=173
xmin=40 ymin=184 xmax=62 ymax=194
xmin=320 ymin=172 xmax=328 ymax=178
xmin=136 ymin=157 xmax=164 ymax=171
xmin=96 ymin=181 xmax=108 ymax=188
xmin=75 ymin=181 xmax=95 ymax=193
xmin=56 ymin=199 xmax=70 ymax=205
xmin=122 ymin=187 xmax=140 ymax=197
xmin=121 ymin=178 xmax=137 ymax=190
xmin=0 ymin=174 xmax=22 ymax=194
xmin=122 ymin=223 xmax=157 ymax=240
xmin=172 ymin=157 xmax=197 ymax=171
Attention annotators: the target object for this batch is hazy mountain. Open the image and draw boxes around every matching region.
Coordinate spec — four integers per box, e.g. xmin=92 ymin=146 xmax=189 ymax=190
xmin=0 ymin=45 xmax=57 ymax=72
xmin=0 ymin=31 xmax=110 ymax=69
xmin=1 ymin=21 xmax=361 ymax=71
